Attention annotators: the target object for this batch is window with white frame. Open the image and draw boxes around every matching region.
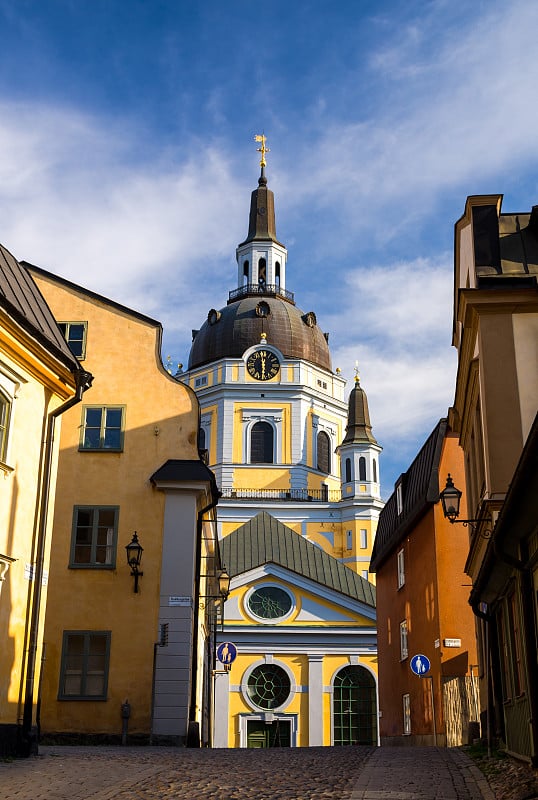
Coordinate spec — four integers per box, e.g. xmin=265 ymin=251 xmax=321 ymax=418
xmin=403 ymin=693 xmax=411 ymax=734
xmin=0 ymin=390 xmax=11 ymax=463
xmin=397 ymin=548 xmax=405 ymax=588
xmin=243 ymin=409 xmax=282 ymax=464
xmin=360 ymin=529 xmax=368 ymax=549
xmin=400 ymin=620 xmax=408 ymax=660
xmin=396 ymin=480 xmax=404 ymax=515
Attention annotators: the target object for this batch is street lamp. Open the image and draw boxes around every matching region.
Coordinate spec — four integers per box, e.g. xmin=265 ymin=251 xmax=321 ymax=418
xmin=217 ymin=568 xmax=231 ymax=602
xmin=439 ymin=475 xmax=491 ymax=537
xmin=126 ymin=531 xmax=144 ymax=593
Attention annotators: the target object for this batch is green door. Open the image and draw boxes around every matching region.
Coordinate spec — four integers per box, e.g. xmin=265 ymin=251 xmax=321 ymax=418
xmin=247 ymin=720 xmax=291 ymax=748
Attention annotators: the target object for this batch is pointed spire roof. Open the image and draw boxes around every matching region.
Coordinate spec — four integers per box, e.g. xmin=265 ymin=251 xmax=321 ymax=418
xmin=341 ymin=376 xmax=378 ymax=446
xmin=238 ymin=135 xmax=284 ymax=247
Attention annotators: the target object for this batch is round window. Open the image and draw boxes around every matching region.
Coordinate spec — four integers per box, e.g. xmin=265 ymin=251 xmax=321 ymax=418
xmin=247 ymin=664 xmax=291 ymax=710
xmin=248 ymin=586 xmax=293 ymax=620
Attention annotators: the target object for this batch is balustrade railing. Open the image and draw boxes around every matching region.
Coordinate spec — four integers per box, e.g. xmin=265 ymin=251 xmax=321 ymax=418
xmin=228 ymin=283 xmax=295 ymax=303
xmin=220 ymin=487 xmax=341 ymax=502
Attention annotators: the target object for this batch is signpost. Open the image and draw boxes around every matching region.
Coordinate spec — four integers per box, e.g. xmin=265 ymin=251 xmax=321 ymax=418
xmin=217 ymin=641 xmax=237 ymax=671
xmin=410 ymin=654 xmax=436 ymax=745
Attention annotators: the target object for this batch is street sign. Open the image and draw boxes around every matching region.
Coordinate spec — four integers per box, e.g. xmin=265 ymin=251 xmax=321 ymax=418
xmin=217 ymin=641 xmax=237 ymax=666
xmin=410 ymin=654 xmax=431 ymax=676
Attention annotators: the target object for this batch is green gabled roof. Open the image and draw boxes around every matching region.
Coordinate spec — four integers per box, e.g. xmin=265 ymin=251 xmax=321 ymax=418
xmin=221 ymin=511 xmax=376 ymax=608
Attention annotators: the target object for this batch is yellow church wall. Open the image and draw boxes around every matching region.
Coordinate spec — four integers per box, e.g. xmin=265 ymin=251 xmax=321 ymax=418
xmin=231 ymin=402 xmax=292 ymax=464
xmin=232 ymin=467 xmax=291 ymax=490
xmin=30 ymin=272 xmax=203 ymax=736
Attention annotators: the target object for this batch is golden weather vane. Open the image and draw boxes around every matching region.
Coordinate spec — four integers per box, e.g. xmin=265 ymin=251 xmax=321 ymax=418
xmin=254 ymin=134 xmax=270 ymax=167
xmin=354 ymin=360 xmax=361 ymax=383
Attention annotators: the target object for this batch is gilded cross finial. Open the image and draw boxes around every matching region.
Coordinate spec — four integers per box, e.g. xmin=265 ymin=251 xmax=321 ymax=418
xmin=254 ymin=134 xmax=270 ymax=168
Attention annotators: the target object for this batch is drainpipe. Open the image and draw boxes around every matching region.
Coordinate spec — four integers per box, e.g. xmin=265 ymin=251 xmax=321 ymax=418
xmin=187 ymin=490 xmax=219 ymax=747
xmin=20 ymin=368 xmax=93 ymax=755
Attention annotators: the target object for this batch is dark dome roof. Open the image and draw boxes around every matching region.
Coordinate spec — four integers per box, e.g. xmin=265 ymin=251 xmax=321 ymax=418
xmin=188 ymin=295 xmax=331 ymax=371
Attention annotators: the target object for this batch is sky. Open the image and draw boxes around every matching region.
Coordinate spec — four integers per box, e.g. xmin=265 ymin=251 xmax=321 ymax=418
xmin=1 ymin=0 xmax=537 ymax=497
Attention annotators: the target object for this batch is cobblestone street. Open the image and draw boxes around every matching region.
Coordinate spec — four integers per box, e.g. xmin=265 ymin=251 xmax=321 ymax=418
xmin=0 ymin=745 xmax=495 ymax=800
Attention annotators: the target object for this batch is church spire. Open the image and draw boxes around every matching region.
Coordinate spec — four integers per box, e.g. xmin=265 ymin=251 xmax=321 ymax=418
xmin=235 ymin=135 xmax=288 ymax=297
xmin=240 ymin=134 xmax=280 ymax=246
xmin=341 ymin=370 xmax=378 ymax=446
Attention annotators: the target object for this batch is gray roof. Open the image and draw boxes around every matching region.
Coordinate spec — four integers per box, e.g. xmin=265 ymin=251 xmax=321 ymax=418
xmin=0 ymin=245 xmax=79 ymax=371
xmin=370 ymin=419 xmax=447 ymax=571
xmin=221 ymin=511 xmax=376 ymax=608
xmin=150 ymin=459 xmax=219 ymax=500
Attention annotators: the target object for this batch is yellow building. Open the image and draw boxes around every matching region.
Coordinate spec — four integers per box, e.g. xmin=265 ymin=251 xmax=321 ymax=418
xmin=0 ymin=244 xmax=88 ymax=756
xmin=181 ymin=144 xmax=382 ymax=747
xmin=26 ymin=265 xmax=220 ymax=747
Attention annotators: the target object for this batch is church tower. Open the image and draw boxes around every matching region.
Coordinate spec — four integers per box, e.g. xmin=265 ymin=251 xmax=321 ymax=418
xmin=181 ymin=138 xmax=383 ymax=748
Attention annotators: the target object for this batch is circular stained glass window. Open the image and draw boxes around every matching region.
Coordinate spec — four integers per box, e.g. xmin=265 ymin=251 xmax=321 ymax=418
xmin=247 ymin=664 xmax=291 ymax=710
xmin=248 ymin=586 xmax=293 ymax=620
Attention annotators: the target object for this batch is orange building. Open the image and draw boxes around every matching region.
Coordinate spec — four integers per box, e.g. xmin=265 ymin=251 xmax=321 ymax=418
xmin=370 ymin=418 xmax=478 ymax=746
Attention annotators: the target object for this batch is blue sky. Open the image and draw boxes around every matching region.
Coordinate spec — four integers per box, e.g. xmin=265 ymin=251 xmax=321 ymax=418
xmin=1 ymin=0 xmax=537 ymax=496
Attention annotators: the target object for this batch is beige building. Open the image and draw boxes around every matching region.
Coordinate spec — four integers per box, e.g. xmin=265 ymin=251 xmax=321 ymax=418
xmin=0 ymin=244 xmax=87 ymax=756
xmin=448 ymin=195 xmax=538 ymax=763
xmin=27 ymin=265 xmax=220 ymax=747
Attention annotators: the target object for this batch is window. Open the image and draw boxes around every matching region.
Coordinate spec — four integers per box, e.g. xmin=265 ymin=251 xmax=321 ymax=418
xmin=0 ymin=390 xmax=10 ymax=462
xmin=195 ymin=375 xmax=208 ymax=388
xmin=250 ymin=421 xmax=274 ymax=463
xmin=317 ymin=431 xmax=331 ymax=473
xmin=58 ymin=321 xmax=87 ymax=359
xmin=373 ymin=459 xmax=377 ymax=483
xmin=345 ymin=458 xmax=352 ymax=483
xmin=403 ymin=694 xmax=411 ymax=734
xmin=80 ymin=406 xmax=124 ymax=451
xmin=275 ymin=262 xmax=280 ymax=288
xmin=400 ymin=620 xmax=408 ymax=660
xmin=360 ymin=529 xmax=368 ymax=549
xmin=198 ymin=427 xmax=206 ymax=450
xmin=70 ymin=507 xmax=118 ymax=568
xmin=361 ymin=570 xmax=369 ymax=580
xmin=247 ymin=664 xmax=291 ymax=710
xmin=396 ymin=480 xmax=404 ymax=515
xmin=243 ymin=260 xmax=249 ymax=283
xmin=247 ymin=586 xmax=293 ymax=620
xmin=258 ymin=257 xmax=267 ymax=288
xmin=59 ymin=631 xmax=110 ymax=699
xmin=397 ymin=548 xmax=405 ymax=588
xmin=359 ymin=456 xmax=366 ymax=481
xmin=346 ymin=530 xmax=353 ymax=550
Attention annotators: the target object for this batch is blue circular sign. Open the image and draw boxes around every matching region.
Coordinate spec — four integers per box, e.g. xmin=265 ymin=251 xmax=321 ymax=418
xmin=410 ymin=654 xmax=431 ymax=675
xmin=217 ymin=641 xmax=237 ymax=665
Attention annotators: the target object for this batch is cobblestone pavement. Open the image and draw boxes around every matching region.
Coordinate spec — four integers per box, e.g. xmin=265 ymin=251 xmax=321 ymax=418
xmin=0 ymin=745 xmax=494 ymax=800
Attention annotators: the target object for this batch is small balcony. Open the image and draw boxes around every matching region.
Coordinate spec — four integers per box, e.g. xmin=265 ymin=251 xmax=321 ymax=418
xmin=228 ymin=283 xmax=295 ymax=304
xmin=220 ymin=487 xmax=341 ymax=502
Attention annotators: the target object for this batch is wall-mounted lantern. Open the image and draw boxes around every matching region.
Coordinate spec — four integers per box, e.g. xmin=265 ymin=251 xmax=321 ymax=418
xmin=126 ymin=531 xmax=144 ymax=593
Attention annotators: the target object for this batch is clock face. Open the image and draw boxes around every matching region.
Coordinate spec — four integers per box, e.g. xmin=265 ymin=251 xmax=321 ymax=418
xmin=246 ymin=349 xmax=280 ymax=381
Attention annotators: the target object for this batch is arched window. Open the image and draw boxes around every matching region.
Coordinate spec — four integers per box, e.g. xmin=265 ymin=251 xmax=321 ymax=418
xmin=359 ymin=456 xmax=366 ymax=481
xmin=373 ymin=459 xmax=377 ymax=483
xmin=0 ymin=391 xmax=11 ymax=462
xmin=243 ymin=260 xmax=249 ymax=285
xmin=258 ymin=258 xmax=266 ymax=289
xmin=198 ymin=427 xmax=206 ymax=450
xmin=317 ymin=431 xmax=331 ymax=474
xmin=275 ymin=261 xmax=281 ymax=288
xmin=333 ymin=666 xmax=377 ymax=746
xmin=251 ymin=421 xmax=273 ymax=464
xmin=345 ymin=458 xmax=352 ymax=483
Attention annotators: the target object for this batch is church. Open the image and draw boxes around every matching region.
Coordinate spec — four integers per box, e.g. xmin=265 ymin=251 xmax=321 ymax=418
xmin=180 ymin=138 xmax=383 ymax=747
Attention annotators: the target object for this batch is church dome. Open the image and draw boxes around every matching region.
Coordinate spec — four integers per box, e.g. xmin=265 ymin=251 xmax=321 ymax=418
xmin=188 ymin=146 xmax=332 ymax=373
xmin=188 ymin=293 xmax=332 ymax=371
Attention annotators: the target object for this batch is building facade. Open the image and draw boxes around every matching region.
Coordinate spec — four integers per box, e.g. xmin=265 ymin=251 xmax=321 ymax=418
xmin=27 ymin=266 xmax=220 ymax=747
xmin=180 ymin=147 xmax=382 ymax=747
xmin=450 ymin=195 xmax=538 ymax=764
xmin=0 ymin=244 xmax=87 ymax=756
xmin=371 ymin=419 xmax=479 ymax=747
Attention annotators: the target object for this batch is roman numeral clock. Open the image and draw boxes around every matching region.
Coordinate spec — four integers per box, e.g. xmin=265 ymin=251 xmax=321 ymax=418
xmin=246 ymin=349 xmax=280 ymax=381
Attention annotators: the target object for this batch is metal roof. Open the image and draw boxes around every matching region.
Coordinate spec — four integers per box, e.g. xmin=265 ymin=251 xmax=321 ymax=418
xmin=0 ymin=245 xmax=79 ymax=371
xmin=221 ymin=511 xmax=376 ymax=607
xmin=370 ymin=418 xmax=447 ymax=571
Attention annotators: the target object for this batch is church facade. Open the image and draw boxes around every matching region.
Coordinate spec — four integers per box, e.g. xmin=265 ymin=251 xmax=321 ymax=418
xmin=180 ymin=141 xmax=383 ymax=747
